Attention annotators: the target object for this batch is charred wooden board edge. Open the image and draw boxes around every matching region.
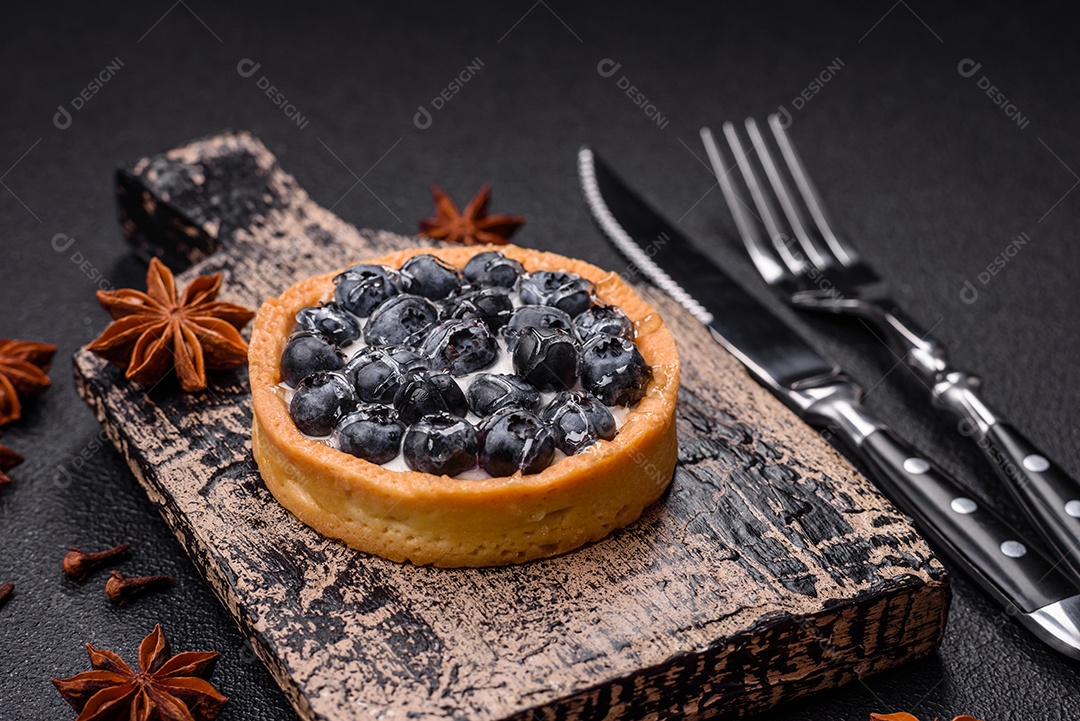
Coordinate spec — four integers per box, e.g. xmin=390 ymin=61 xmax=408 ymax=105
xmin=513 ymin=579 xmax=949 ymax=720
xmin=79 ymin=129 xmax=951 ymax=721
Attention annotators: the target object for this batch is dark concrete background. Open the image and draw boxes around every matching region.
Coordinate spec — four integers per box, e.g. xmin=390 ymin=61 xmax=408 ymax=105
xmin=1 ymin=2 xmax=1078 ymax=719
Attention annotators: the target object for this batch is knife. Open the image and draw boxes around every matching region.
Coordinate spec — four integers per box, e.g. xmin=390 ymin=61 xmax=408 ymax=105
xmin=578 ymin=146 xmax=1080 ymax=659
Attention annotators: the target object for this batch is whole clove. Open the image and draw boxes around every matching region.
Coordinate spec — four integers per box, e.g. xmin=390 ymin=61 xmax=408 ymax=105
xmin=62 ymin=542 xmax=131 ymax=582
xmin=105 ymin=571 xmax=173 ymax=606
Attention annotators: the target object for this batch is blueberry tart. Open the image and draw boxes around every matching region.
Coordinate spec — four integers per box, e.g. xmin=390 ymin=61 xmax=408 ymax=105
xmin=249 ymin=245 xmax=679 ymax=567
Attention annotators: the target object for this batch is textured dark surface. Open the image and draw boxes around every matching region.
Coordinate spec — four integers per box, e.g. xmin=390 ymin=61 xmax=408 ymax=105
xmin=1 ymin=2 xmax=1079 ymax=720
xmin=72 ymin=131 xmax=946 ymax=720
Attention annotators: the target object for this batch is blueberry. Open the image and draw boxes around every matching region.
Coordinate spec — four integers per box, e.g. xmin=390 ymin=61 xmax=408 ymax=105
xmin=295 ymin=303 xmax=362 ymax=346
xmin=289 ymin=371 xmax=357 ymax=436
xmin=364 ymin=294 xmax=439 ymax=347
xmin=503 ymin=305 xmax=576 ymax=350
xmin=519 ymin=271 xmax=594 ymax=316
xmin=400 ymin=254 xmax=462 ymax=300
xmin=440 ymin=287 xmax=513 ymax=330
xmin=334 ymin=264 xmax=400 ymax=317
xmin=393 ymin=370 xmax=468 ymax=424
xmin=477 ymin=408 xmax=555 ymax=476
xmin=280 ymin=332 xmax=345 ymax=387
xmin=462 ymin=251 xmax=525 ymax=288
xmin=336 ymin=404 xmax=404 ymax=464
xmin=512 ymin=327 xmax=579 ymax=392
xmin=541 ymin=390 xmax=617 ymax=455
xmin=574 ymin=304 xmax=634 ymax=342
xmin=345 ymin=346 xmax=425 ymax=403
xmin=402 ymin=412 xmax=478 ymax=476
xmin=580 ymin=335 xmax=651 ymax=406
xmin=466 ymin=373 xmax=541 ymax=416
xmin=421 ymin=319 xmax=498 ymax=376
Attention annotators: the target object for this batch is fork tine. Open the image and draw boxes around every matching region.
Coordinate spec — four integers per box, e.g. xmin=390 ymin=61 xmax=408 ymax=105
xmin=719 ymin=121 xmax=808 ymax=278
xmin=743 ymin=117 xmax=831 ymax=272
xmin=767 ymin=113 xmax=857 ymax=266
xmin=700 ymin=126 xmax=791 ymax=285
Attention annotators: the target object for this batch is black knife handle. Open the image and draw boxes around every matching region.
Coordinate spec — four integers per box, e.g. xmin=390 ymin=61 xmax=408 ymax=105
xmin=860 ymin=428 xmax=1077 ymax=613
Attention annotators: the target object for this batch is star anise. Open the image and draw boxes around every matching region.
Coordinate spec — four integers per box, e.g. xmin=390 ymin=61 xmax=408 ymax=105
xmin=87 ymin=258 xmax=255 ymax=392
xmin=418 ymin=183 xmax=525 ymax=245
xmin=53 ymin=624 xmax=227 ymax=721
xmin=871 ymin=714 xmax=983 ymax=721
xmin=0 ymin=441 xmax=24 ymax=487
xmin=0 ymin=338 xmax=56 ymax=425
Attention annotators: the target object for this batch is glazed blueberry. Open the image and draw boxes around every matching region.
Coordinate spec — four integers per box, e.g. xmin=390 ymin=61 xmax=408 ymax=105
xmin=334 ymin=264 xmax=400 ymax=317
xmin=503 ymin=305 xmax=575 ymax=349
xmin=580 ymin=335 xmax=652 ymax=406
xmin=364 ymin=294 xmax=439 ymax=347
xmin=280 ymin=332 xmax=345 ymax=387
xmin=295 ymin=303 xmax=362 ymax=346
xmin=402 ymin=412 xmax=478 ymax=476
xmin=440 ymin=287 xmax=513 ymax=330
xmin=477 ymin=408 xmax=556 ymax=476
xmin=345 ymin=346 xmax=425 ymax=404
xmin=541 ymin=390 xmax=617 ymax=455
xmin=336 ymin=404 xmax=405 ymax=464
xmin=466 ymin=373 xmax=541 ymax=416
xmin=393 ymin=370 xmax=468 ymax=425
xmin=574 ymin=304 xmax=634 ymax=342
xmin=289 ymin=371 xmax=357 ymax=436
xmin=512 ymin=327 xmax=579 ymax=392
xmin=519 ymin=271 xmax=594 ymax=317
xmin=400 ymin=254 xmax=462 ymax=300
xmin=462 ymin=251 xmax=525 ymax=288
xmin=421 ymin=319 xmax=498 ymax=376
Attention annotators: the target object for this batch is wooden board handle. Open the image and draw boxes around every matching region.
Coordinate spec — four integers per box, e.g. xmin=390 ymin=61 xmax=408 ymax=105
xmin=116 ymin=130 xmax=287 ymax=269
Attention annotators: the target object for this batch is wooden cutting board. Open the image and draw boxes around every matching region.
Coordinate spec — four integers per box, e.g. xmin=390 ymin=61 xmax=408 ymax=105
xmin=74 ymin=131 xmax=949 ymax=721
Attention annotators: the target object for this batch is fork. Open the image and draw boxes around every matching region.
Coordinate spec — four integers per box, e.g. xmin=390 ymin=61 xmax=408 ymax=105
xmin=701 ymin=115 xmax=1080 ymax=581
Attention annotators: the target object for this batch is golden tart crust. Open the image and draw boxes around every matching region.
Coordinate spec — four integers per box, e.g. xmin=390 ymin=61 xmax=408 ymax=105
xmin=249 ymin=244 xmax=679 ymax=567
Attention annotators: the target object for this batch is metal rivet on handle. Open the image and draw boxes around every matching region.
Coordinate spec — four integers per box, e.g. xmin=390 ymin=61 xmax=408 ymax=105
xmin=1000 ymin=540 xmax=1027 ymax=558
xmin=1023 ymin=454 xmax=1050 ymax=472
xmin=903 ymin=458 xmax=930 ymax=475
xmin=1065 ymin=500 xmax=1080 ymax=518
xmin=951 ymin=497 xmax=977 ymax=514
